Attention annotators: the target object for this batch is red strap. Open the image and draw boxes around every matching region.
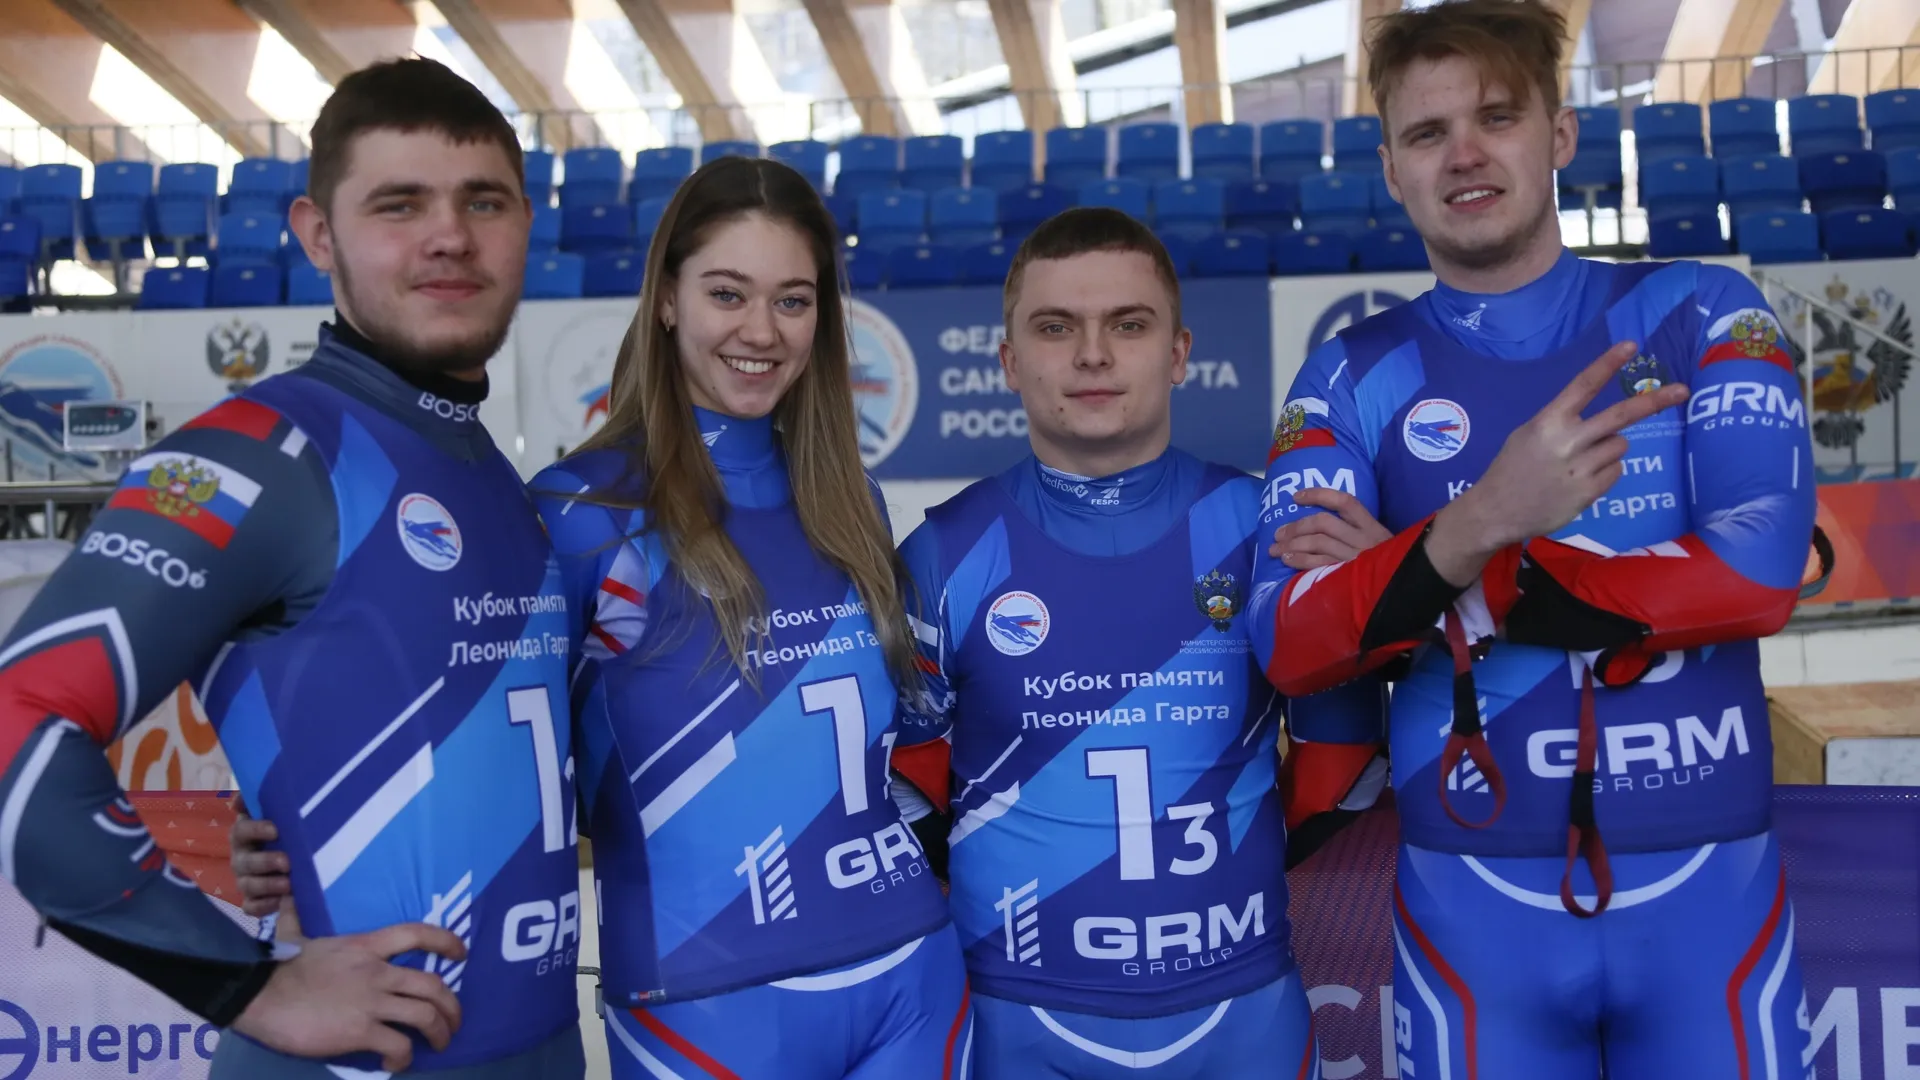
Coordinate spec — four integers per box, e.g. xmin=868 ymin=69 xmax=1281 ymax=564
xmin=1435 ymin=609 xmax=1506 ymax=830
xmin=1559 ymin=668 xmax=1615 ymax=918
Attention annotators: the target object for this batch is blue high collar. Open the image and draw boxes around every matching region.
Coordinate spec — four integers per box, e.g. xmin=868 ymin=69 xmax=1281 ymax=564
xmin=1000 ymin=447 xmax=1203 ymax=558
xmin=1034 ymin=451 xmax=1174 ymax=516
xmin=695 ymin=406 xmax=788 ymax=508
xmin=1423 ymin=248 xmax=1608 ymax=360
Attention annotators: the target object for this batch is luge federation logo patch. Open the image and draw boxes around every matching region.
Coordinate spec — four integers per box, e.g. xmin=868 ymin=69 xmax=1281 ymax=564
xmin=1402 ymin=398 xmax=1471 ymax=462
xmin=985 ymin=591 xmax=1050 ymax=656
xmin=1193 ymin=570 xmax=1241 ymax=632
xmin=397 ymin=493 xmax=463 ymax=571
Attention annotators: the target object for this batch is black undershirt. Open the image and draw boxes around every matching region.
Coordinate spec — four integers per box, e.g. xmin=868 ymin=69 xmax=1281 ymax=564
xmin=326 ymin=310 xmax=490 ymax=407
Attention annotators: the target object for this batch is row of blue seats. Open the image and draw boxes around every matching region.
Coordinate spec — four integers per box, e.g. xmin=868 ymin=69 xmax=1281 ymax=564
xmin=1637 ymin=147 xmax=1920 ymax=220
xmin=122 ymin=224 xmax=1434 ymax=309
xmin=536 ymin=174 xmax=1409 ymax=257
xmin=559 ymin=120 xmax=1390 ymax=208
xmin=1602 ymin=92 xmax=1920 ymax=162
xmin=1647 ymin=207 xmax=1920 ymax=263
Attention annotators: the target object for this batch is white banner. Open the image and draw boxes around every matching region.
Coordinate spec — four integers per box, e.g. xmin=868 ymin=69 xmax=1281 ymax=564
xmin=0 ymin=316 xmax=134 ymax=483
xmin=511 ymin=299 xmax=633 ymax=477
xmin=1268 ymin=271 xmax=1436 ymax=418
xmin=1754 ymin=258 xmax=1920 ymax=481
xmin=0 ymin=881 xmax=242 ymax=1080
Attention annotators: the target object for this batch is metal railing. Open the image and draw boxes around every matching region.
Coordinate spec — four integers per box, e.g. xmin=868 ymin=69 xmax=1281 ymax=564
xmin=1756 ymin=270 xmax=1917 ymax=481
xmin=3 ymin=45 xmax=1915 ymax=171
xmin=0 ymin=481 xmax=114 ymax=542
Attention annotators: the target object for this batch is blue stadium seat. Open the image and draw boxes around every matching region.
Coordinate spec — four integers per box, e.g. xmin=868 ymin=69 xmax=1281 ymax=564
xmin=524 ymin=150 xmax=555 ymax=204
xmin=1558 ymin=142 xmax=1623 ymax=211
xmin=836 ymin=136 xmax=901 ymax=198
xmin=561 ymin=202 xmax=633 ymax=253
xmin=139 ymin=266 xmax=210 ymax=309
xmin=530 ymin=204 xmax=561 ymax=253
xmin=1189 ymin=230 xmax=1269 ymax=278
xmin=855 ymin=189 xmax=926 ymax=253
xmin=1299 ymin=172 xmax=1370 ymax=235
xmin=583 ymin=251 xmax=645 ymax=298
xmin=770 ymin=140 xmax=829 ymax=189
xmin=19 ymin=164 xmax=81 ymax=261
xmin=1720 ymin=155 xmax=1803 ymax=219
xmin=210 ymin=262 xmax=282 ymax=308
xmin=227 ymin=158 xmax=296 ymax=216
xmin=287 ymin=260 xmax=332 ymax=306
xmin=215 ymin=212 xmax=282 ymax=264
xmin=827 ymin=191 xmax=859 ymax=242
xmin=1709 ymin=98 xmax=1782 ymax=159
xmin=85 ymin=197 xmax=148 ymax=262
xmin=1574 ymin=106 xmax=1621 ymax=144
xmin=702 ymin=140 xmax=760 ymax=163
xmin=1117 ymin=123 xmax=1181 ymax=184
xmin=903 ymin=135 xmax=964 ymax=193
xmin=1191 ymin=122 xmax=1255 ymax=182
xmin=1736 ymin=210 xmax=1821 ymax=264
xmin=889 ymin=244 xmax=960 ymax=289
xmin=1157 ymin=234 xmax=1193 ymax=278
xmin=1559 ymin=107 xmax=1624 ymax=211
xmin=1867 ymin=90 xmax=1920 ymax=153
xmin=524 ymin=252 xmax=585 ymax=299
xmin=929 ymin=187 xmax=997 ymax=248
xmin=1259 ymin=120 xmax=1324 ymax=183
xmin=1788 ymin=95 xmax=1863 ymax=155
xmin=633 ymin=196 xmax=670 ymax=250
xmin=630 ymin=147 xmax=694 ymax=202
xmin=94 ymin=160 xmax=153 ymax=202
xmin=1647 ymin=212 xmax=1729 ymax=258
xmin=0 ymin=166 xmax=20 ymax=213
xmin=1633 ymin=102 xmax=1705 ymax=163
xmin=1332 ymin=117 xmax=1383 ymax=174
xmin=970 ymin=131 xmax=1034 ymax=192
xmin=958 ymin=241 xmax=1015 ymax=286
xmin=153 ymin=163 xmax=218 ymax=258
xmin=1356 ymin=227 xmax=1428 ymax=272
xmin=1079 ymin=178 xmax=1151 ymax=222
xmin=84 ymin=160 xmax=152 ymax=261
xmin=1890 ymin=147 xmax=1920 ymax=207
xmin=842 ymin=245 xmax=884 ymax=290
xmin=1225 ymin=179 xmax=1297 ymax=235
xmin=1001 ymin=184 xmax=1074 ymax=244
xmin=1045 ymin=126 xmax=1109 ymax=189
xmin=561 ymin=147 xmax=624 ymax=207
xmin=0 ymin=217 xmax=40 ymax=263
xmin=1799 ymin=150 xmax=1886 ymax=214
xmin=1369 ymin=173 xmax=1411 ymax=227
xmin=1272 ymin=229 xmax=1352 ymax=275
xmin=0 ymin=257 xmax=31 ymax=302
xmin=1822 ymin=207 xmax=1916 ymax=261
xmin=1153 ymin=179 xmax=1224 ymax=240
xmin=1640 ymin=155 xmax=1720 ymax=220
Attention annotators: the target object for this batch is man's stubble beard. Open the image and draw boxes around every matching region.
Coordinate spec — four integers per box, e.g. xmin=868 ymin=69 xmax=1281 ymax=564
xmin=333 ymin=255 xmax=516 ymax=379
xmin=1423 ymin=189 xmax=1557 ymax=274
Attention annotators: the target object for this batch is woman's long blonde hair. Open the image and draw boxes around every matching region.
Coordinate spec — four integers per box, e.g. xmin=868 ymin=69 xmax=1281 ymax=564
xmin=570 ymin=155 xmax=919 ymax=691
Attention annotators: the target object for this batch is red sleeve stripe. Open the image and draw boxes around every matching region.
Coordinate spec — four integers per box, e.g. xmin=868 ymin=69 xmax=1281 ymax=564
xmin=0 ymin=637 xmax=121 ymax=769
xmin=105 ymin=488 xmax=239 ymax=549
xmin=182 ymin=399 xmax=281 ymax=441
xmin=1701 ymin=341 xmax=1795 ymax=373
xmin=599 ymin=576 xmax=645 ymax=607
xmin=1267 ymin=428 xmax=1340 ymax=465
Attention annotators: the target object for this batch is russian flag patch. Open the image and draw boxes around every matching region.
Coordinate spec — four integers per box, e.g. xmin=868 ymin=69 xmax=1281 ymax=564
xmin=107 ymin=453 xmax=262 ymax=549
